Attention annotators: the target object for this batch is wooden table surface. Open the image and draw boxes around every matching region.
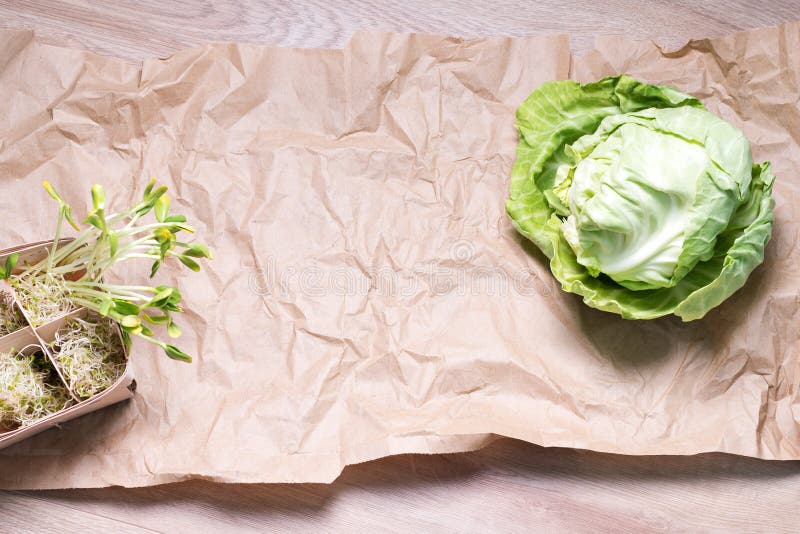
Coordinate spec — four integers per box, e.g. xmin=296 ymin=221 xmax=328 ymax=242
xmin=1 ymin=2 xmax=799 ymax=532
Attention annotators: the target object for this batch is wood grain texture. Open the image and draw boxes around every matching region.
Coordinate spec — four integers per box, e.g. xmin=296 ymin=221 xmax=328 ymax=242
xmin=0 ymin=0 xmax=798 ymax=61
xmin=4 ymin=439 xmax=800 ymax=533
xmin=1 ymin=1 xmax=800 ymax=531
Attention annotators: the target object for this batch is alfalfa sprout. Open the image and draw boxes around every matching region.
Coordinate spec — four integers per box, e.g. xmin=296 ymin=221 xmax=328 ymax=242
xmin=51 ymin=314 xmax=126 ymax=399
xmin=0 ymin=346 xmax=73 ymax=431
xmin=0 ymin=254 xmax=25 ymax=337
xmin=0 ymin=291 xmax=25 ymax=337
xmin=11 ymin=272 xmax=74 ymax=327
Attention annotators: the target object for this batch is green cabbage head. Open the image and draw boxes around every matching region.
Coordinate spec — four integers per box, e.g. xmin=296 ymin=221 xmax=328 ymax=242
xmin=506 ymin=75 xmax=775 ymax=320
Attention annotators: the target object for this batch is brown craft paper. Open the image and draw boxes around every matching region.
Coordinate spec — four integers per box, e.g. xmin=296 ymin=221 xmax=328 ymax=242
xmin=0 ymin=21 xmax=796 ymax=489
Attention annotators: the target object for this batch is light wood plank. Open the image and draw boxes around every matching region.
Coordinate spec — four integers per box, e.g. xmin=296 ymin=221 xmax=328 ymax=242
xmin=7 ymin=439 xmax=800 ymax=532
xmin=2 ymin=491 xmax=154 ymax=532
xmin=0 ymin=0 xmax=798 ymax=61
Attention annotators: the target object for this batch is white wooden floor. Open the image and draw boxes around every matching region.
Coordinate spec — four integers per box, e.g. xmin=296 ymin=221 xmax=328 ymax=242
xmin=1 ymin=2 xmax=799 ymax=531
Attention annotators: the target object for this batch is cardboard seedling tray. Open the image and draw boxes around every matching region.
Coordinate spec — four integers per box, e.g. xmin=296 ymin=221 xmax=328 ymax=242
xmin=0 ymin=240 xmax=135 ymax=450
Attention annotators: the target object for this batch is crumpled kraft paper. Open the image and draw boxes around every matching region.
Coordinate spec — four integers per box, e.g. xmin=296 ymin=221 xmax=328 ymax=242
xmin=0 ymin=21 xmax=796 ymax=489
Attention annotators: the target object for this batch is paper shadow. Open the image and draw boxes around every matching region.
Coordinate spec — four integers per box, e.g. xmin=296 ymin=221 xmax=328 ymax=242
xmin=541 ymin=242 xmax=773 ymax=369
xmin=12 ymin=438 xmax=800 ymax=523
xmin=0 ymin=399 xmax=133 ymax=467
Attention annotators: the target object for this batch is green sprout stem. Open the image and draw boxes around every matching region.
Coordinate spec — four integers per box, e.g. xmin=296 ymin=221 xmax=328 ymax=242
xmin=47 ymin=208 xmax=63 ymax=273
xmin=13 ymin=179 xmax=212 ymax=362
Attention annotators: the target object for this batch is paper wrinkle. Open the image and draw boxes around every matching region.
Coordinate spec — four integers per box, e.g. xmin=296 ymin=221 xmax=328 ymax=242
xmin=0 ymin=24 xmax=797 ymax=489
